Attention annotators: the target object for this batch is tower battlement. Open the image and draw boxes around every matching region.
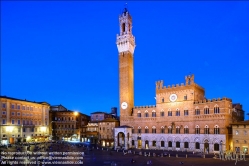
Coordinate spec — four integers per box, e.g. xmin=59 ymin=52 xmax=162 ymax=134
xmin=155 ymin=75 xmax=204 ymax=91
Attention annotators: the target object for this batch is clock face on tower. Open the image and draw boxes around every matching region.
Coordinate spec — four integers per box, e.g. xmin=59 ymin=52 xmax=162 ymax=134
xmin=169 ymin=94 xmax=177 ymax=102
xmin=121 ymin=102 xmax=128 ymax=109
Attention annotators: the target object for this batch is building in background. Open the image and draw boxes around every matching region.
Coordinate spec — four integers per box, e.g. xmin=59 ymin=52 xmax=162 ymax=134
xmin=49 ymin=106 xmax=89 ymax=142
xmin=99 ymin=118 xmax=119 ymax=147
xmin=114 ymin=8 xmax=245 ymax=153
xmin=0 ymin=96 xmax=50 ymax=144
xmin=231 ymin=120 xmax=249 ymax=154
xmin=86 ymin=111 xmax=119 ymax=145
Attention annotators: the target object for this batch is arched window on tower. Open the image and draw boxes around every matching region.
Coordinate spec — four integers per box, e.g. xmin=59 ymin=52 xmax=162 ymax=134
xmin=168 ymin=126 xmax=172 ymax=134
xmin=122 ymin=23 xmax=125 ymax=33
xmin=138 ymin=126 xmax=141 ymax=134
xmin=160 ymin=110 xmax=164 ymax=117
xmin=176 ymin=126 xmax=180 ymax=134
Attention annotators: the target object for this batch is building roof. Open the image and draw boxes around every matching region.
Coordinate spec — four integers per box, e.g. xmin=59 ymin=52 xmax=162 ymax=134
xmin=91 ymin=111 xmax=108 ymax=114
xmin=231 ymin=120 xmax=249 ymax=125
xmin=0 ymin=96 xmax=50 ymax=105
xmin=115 ymin=125 xmax=132 ymax=128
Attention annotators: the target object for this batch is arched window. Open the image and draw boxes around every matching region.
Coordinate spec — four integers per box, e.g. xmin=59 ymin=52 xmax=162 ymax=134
xmin=195 ymin=125 xmax=200 ymax=134
xmin=176 ymin=126 xmax=180 ymax=134
xmin=160 ymin=110 xmax=164 ymax=117
xmin=195 ymin=142 xmax=200 ymax=149
xmin=161 ymin=141 xmax=165 ymax=147
xmin=161 ymin=126 xmax=165 ymax=133
xmin=168 ymin=126 xmax=172 ymax=134
xmin=176 ymin=141 xmax=180 ymax=148
xmin=168 ymin=141 xmax=172 ymax=147
xmin=204 ymin=125 xmax=209 ymax=134
xmin=122 ymin=23 xmax=125 ymax=33
xmin=204 ymin=106 xmax=209 ymax=114
xmin=184 ymin=126 xmax=189 ymax=134
xmin=195 ymin=107 xmax=200 ymax=115
xmin=214 ymin=143 xmax=219 ymax=151
xmin=214 ymin=105 xmax=220 ymax=114
xmin=145 ymin=126 xmax=149 ymax=133
xmin=176 ymin=109 xmax=180 ymax=116
xmin=152 ymin=126 xmax=156 ymax=133
xmin=162 ymin=97 xmax=164 ymax=103
xmin=214 ymin=125 xmax=220 ymax=134
xmin=152 ymin=141 xmax=156 ymax=147
xmin=152 ymin=110 xmax=156 ymax=117
xmin=138 ymin=126 xmax=141 ymax=134
xmin=145 ymin=111 xmax=149 ymax=117
xmin=137 ymin=111 xmax=141 ymax=117
xmin=184 ymin=142 xmax=189 ymax=148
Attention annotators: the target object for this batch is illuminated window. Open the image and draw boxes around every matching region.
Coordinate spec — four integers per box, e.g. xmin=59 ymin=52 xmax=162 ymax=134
xmin=22 ymin=106 xmax=25 ymax=110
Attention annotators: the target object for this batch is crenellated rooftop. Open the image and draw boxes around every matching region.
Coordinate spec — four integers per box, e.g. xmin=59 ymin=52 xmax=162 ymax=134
xmin=193 ymin=97 xmax=232 ymax=104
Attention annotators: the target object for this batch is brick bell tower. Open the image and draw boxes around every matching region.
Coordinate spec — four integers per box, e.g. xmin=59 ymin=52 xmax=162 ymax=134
xmin=117 ymin=7 xmax=135 ymax=123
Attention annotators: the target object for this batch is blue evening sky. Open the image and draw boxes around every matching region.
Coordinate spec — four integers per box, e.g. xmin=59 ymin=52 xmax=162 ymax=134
xmin=1 ymin=1 xmax=249 ymax=119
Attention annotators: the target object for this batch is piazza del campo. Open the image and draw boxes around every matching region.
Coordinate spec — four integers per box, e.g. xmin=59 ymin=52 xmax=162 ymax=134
xmin=1 ymin=4 xmax=249 ymax=166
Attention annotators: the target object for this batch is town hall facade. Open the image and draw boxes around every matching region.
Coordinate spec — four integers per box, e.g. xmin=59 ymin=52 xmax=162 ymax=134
xmin=114 ymin=8 xmax=244 ymax=153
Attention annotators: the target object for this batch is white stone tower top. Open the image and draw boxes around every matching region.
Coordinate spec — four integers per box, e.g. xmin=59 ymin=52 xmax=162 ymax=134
xmin=116 ymin=7 xmax=136 ymax=54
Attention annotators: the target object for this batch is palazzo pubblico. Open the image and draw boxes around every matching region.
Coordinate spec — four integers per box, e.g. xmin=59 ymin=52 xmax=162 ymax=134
xmin=114 ymin=8 xmax=244 ymax=153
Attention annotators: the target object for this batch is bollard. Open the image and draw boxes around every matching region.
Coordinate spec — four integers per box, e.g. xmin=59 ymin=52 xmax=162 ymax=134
xmin=186 ymin=154 xmax=187 ymax=158
xmin=176 ymin=154 xmax=178 ymax=158
xmin=203 ymin=154 xmax=205 ymax=158
xmin=169 ymin=154 xmax=170 ymax=157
